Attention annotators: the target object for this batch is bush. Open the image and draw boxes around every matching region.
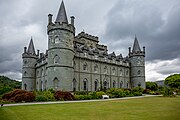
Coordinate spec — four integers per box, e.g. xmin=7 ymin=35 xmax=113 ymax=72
xmin=143 ymin=89 xmax=151 ymax=94
xmin=95 ymin=91 xmax=106 ymax=99
xmin=43 ymin=91 xmax=55 ymax=101
xmin=106 ymin=88 xmax=126 ymax=98
xmin=2 ymin=89 xmax=35 ymax=102
xmin=35 ymin=95 xmax=48 ymax=102
xmin=54 ymin=91 xmax=74 ymax=101
xmin=0 ymin=86 xmax=13 ymax=95
xmin=74 ymin=91 xmax=89 ymax=95
xmin=162 ymin=87 xmax=175 ymax=97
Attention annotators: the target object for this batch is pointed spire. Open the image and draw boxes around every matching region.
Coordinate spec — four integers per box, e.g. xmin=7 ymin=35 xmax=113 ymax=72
xmin=132 ymin=35 xmax=141 ymax=52
xmin=27 ymin=37 xmax=36 ymax=55
xmin=55 ymin=1 xmax=68 ymax=24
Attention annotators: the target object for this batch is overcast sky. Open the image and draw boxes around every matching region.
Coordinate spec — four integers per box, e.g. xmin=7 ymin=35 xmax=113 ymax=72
xmin=0 ymin=0 xmax=180 ymax=81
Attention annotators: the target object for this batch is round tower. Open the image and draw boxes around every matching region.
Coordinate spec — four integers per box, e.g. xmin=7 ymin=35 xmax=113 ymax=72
xmin=22 ymin=38 xmax=37 ymax=91
xmin=47 ymin=1 xmax=75 ymax=91
xmin=129 ymin=36 xmax=145 ymax=89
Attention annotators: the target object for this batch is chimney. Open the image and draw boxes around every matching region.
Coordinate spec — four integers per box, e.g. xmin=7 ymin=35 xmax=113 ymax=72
xmin=128 ymin=47 xmax=131 ymax=54
xmin=70 ymin=16 xmax=75 ymax=26
xmin=37 ymin=50 xmax=40 ymax=57
xmin=24 ymin=47 xmax=27 ymax=53
xmin=48 ymin=14 xmax=53 ymax=24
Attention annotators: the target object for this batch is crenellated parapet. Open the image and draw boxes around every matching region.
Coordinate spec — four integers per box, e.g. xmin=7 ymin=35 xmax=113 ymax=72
xmin=47 ymin=22 xmax=75 ymax=35
xmin=76 ymin=31 xmax=99 ymax=42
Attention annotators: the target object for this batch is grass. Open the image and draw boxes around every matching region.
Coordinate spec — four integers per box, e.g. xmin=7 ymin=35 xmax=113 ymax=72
xmin=0 ymin=96 xmax=180 ymax=120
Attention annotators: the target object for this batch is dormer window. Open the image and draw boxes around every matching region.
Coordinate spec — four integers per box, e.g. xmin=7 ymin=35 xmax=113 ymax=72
xmin=84 ymin=53 xmax=87 ymax=57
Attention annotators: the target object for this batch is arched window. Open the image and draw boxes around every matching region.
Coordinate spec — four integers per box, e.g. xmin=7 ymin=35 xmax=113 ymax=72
xmin=104 ymin=66 xmax=108 ymax=74
xmin=94 ymin=80 xmax=98 ymax=91
xmin=126 ymin=70 xmax=129 ymax=75
xmin=119 ymin=69 xmax=123 ymax=76
xmin=94 ymin=64 xmax=98 ymax=73
xmin=138 ymin=82 xmax=141 ymax=87
xmin=113 ymin=81 xmax=116 ymax=88
xmin=83 ymin=62 xmax=87 ymax=71
xmin=83 ymin=79 xmax=88 ymax=91
xmin=44 ymin=80 xmax=47 ymax=91
xmin=55 ymin=36 xmax=60 ymax=44
xmin=54 ymin=55 xmax=60 ymax=64
xmin=127 ymin=82 xmax=129 ymax=88
xmin=73 ymin=79 xmax=76 ymax=92
xmin=120 ymin=81 xmax=123 ymax=88
xmin=53 ymin=78 xmax=59 ymax=90
xmin=24 ymin=84 xmax=27 ymax=90
xmin=137 ymin=70 xmax=141 ymax=75
xmin=24 ymin=71 xmax=27 ymax=76
xmin=112 ymin=67 xmax=116 ymax=75
xmin=103 ymin=81 xmax=108 ymax=90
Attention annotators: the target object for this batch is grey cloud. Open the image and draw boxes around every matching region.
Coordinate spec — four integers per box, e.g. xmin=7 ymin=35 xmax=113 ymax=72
xmin=103 ymin=0 xmax=180 ymax=61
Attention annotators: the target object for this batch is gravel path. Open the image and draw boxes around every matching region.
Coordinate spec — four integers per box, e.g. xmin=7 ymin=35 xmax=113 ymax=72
xmin=2 ymin=95 xmax=161 ymax=107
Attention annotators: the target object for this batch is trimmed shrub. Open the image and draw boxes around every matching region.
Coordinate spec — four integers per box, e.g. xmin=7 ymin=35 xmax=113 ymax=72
xmin=74 ymin=91 xmax=89 ymax=95
xmin=95 ymin=91 xmax=106 ymax=99
xmin=143 ymin=89 xmax=151 ymax=94
xmin=35 ymin=95 xmax=48 ymax=102
xmin=43 ymin=91 xmax=55 ymax=101
xmin=54 ymin=91 xmax=74 ymax=101
xmin=2 ymin=89 xmax=35 ymax=102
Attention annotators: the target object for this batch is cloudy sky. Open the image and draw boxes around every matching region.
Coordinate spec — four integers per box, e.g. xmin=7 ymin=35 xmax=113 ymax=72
xmin=0 ymin=0 xmax=179 ymax=81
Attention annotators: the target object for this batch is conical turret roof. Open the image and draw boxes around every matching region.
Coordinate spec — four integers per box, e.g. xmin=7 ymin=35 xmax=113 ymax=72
xmin=132 ymin=36 xmax=141 ymax=52
xmin=55 ymin=1 xmax=68 ymax=24
xmin=27 ymin=37 xmax=36 ymax=55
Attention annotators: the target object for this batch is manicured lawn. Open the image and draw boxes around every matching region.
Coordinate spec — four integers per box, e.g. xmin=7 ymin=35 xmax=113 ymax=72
xmin=0 ymin=96 xmax=180 ymax=120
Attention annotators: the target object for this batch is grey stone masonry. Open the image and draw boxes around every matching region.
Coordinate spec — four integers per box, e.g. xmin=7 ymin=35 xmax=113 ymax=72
xmin=22 ymin=1 xmax=146 ymax=91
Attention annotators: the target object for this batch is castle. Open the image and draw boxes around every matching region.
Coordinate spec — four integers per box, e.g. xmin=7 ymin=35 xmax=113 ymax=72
xmin=22 ymin=1 xmax=145 ymax=91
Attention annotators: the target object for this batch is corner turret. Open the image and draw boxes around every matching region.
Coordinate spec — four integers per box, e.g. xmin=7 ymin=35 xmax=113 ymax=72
xmin=47 ymin=1 xmax=75 ymax=91
xmin=22 ymin=37 xmax=38 ymax=91
xmin=129 ymin=36 xmax=145 ymax=88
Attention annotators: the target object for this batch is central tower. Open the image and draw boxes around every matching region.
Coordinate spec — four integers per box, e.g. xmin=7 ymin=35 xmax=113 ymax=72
xmin=47 ymin=1 xmax=75 ymax=91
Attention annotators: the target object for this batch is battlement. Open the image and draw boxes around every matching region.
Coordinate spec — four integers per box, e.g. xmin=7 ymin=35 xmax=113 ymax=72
xmin=96 ymin=44 xmax=107 ymax=51
xmin=76 ymin=32 xmax=98 ymax=42
xmin=47 ymin=22 xmax=75 ymax=35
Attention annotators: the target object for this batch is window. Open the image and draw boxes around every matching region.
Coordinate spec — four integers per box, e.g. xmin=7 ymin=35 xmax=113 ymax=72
xmin=73 ymin=79 xmax=76 ymax=92
xmin=112 ymin=67 xmax=115 ymax=75
xmin=54 ymin=55 xmax=60 ymax=64
xmin=94 ymin=80 xmax=98 ymax=91
xmin=83 ymin=79 xmax=88 ymax=91
xmin=126 ymin=70 xmax=129 ymax=75
xmin=119 ymin=69 xmax=123 ymax=76
xmin=120 ymin=81 xmax=123 ymax=88
xmin=104 ymin=66 xmax=108 ymax=74
xmin=83 ymin=62 xmax=87 ymax=71
xmin=44 ymin=80 xmax=47 ymax=91
xmin=24 ymin=84 xmax=27 ymax=90
xmin=53 ymin=78 xmax=59 ymax=90
xmin=95 ymin=55 xmax=98 ymax=59
xmin=84 ymin=53 xmax=87 ymax=57
xmin=127 ymin=82 xmax=129 ymax=88
xmin=113 ymin=81 xmax=116 ymax=88
xmin=24 ymin=71 xmax=27 ymax=76
xmin=55 ymin=36 xmax=60 ymax=44
xmin=138 ymin=70 xmax=141 ymax=75
xmin=103 ymin=81 xmax=108 ymax=90
xmin=94 ymin=64 xmax=98 ymax=73
xmin=138 ymin=82 xmax=141 ymax=87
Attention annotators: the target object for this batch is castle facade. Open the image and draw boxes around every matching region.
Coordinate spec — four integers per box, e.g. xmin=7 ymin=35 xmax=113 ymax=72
xmin=22 ymin=1 xmax=145 ymax=91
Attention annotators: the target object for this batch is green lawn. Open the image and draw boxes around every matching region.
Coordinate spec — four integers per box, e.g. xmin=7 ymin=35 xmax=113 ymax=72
xmin=0 ymin=96 xmax=180 ymax=120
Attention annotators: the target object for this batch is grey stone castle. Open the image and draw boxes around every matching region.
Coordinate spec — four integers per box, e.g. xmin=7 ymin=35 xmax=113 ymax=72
xmin=22 ymin=1 xmax=145 ymax=91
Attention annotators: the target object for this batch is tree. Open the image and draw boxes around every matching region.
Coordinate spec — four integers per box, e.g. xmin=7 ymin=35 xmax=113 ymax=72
xmin=165 ymin=74 xmax=180 ymax=89
xmin=146 ymin=82 xmax=158 ymax=91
